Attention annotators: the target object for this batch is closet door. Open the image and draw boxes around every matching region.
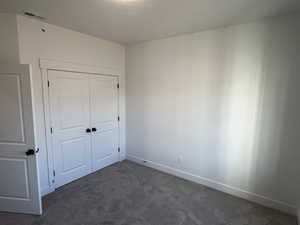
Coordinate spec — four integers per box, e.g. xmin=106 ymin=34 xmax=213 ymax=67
xmin=90 ymin=76 xmax=119 ymax=171
xmin=48 ymin=70 xmax=92 ymax=188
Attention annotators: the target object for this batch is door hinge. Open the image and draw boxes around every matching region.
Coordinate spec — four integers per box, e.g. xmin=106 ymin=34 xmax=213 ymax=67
xmin=117 ymin=83 xmax=119 ymax=89
xmin=47 ymin=80 xmax=50 ymax=87
xmin=50 ymin=127 xmax=53 ymax=134
xmin=117 ymin=116 xmax=120 ymax=121
xmin=118 ymin=147 xmax=120 ymax=153
xmin=53 ymin=170 xmax=56 ymax=177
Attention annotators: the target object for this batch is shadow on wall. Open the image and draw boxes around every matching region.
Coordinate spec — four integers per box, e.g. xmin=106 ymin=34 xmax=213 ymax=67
xmin=219 ymin=17 xmax=300 ymax=206
xmin=126 ymin=14 xmax=300 ymax=208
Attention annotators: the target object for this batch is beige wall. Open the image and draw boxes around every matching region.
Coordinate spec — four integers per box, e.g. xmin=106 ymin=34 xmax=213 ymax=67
xmin=0 ymin=13 xmax=19 ymax=64
xmin=126 ymin=14 xmax=300 ymax=213
xmin=16 ymin=15 xmax=126 ymax=194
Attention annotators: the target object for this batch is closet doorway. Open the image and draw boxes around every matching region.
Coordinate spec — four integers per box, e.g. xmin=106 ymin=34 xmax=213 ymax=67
xmin=43 ymin=62 xmax=120 ymax=189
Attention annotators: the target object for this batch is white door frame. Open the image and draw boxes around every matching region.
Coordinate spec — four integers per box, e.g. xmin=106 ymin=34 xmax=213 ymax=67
xmin=39 ymin=59 xmax=121 ymax=195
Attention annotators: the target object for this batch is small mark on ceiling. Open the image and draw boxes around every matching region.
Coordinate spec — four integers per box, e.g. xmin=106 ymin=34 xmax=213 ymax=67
xmin=22 ymin=11 xmax=45 ymax=20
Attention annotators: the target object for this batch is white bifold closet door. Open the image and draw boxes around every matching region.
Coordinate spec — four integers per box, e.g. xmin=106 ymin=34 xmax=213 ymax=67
xmin=90 ymin=76 xmax=119 ymax=171
xmin=48 ymin=70 xmax=119 ymax=189
xmin=49 ymin=71 xmax=91 ymax=188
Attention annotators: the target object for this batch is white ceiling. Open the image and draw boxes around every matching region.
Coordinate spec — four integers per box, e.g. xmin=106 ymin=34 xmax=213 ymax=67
xmin=0 ymin=0 xmax=300 ymax=45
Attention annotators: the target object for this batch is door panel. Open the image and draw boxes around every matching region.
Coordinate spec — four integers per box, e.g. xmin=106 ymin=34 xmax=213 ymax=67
xmin=92 ymin=128 xmax=118 ymax=170
xmin=90 ymin=76 xmax=119 ymax=171
xmin=0 ymin=65 xmax=42 ymax=215
xmin=48 ymin=70 xmax=92 ymax=188
xmin=0 ymin=158 xmax=29 ymax=198
xmin=61 ymin=137 xmax=86 ymax=172
xmin=0 ymin=75 xmax=25 ymax=143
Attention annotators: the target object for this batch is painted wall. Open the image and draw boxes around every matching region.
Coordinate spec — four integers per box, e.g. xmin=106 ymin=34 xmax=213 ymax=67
xmin=16 ymin=15 xmax=126 ymax=195
xmin=126 ymin=14 xmax=300 ymax=213
xmin=0 ymin=13 xmax=19 ymax=64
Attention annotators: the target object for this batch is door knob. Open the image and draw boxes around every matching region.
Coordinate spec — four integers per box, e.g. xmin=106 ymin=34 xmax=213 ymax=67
xmin=26 ymin=149 xmax=35 ymax=156
xmin=86 ymin=128 xmax=91 ymax=133
xmin=92 ymin=127 xmax=97 ymax=132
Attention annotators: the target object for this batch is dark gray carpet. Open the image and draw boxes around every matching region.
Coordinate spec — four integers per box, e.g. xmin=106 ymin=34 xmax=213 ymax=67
xmin=0 ymin=160 xmax=297 ymax=225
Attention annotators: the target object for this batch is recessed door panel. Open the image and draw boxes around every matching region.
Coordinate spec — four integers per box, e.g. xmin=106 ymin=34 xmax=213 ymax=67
xmin=90 ymin=76 xmax=119 ymax=171
xmin=0 ymin=75 xmax=24 ymax=143
xmin=93 ymin=125 xmax=115 ymax=159
xmin=57 ymin=77 xmax=88 ymax=129
xmin=0 ymin=65 xmax=42 ymax=215
xmin=0 ymin=158 xmax=29 ymax=199
xmin=48 ymin=70 xmax=91 ymax=188
xmin=91 ymin=80 xmax=115 ymax=123
xmin=61 ymin=137 xmax=86 ymax=172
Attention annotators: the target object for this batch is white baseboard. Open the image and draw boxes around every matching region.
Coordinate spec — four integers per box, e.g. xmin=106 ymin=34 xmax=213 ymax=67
xmin=126 ymin=154 xmax=297 ymax=216
xmin=119 ymin=154 xmax=126 ymax=161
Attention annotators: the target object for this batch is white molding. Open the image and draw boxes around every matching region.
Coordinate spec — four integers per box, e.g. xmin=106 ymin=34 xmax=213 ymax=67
xmin=41 ymin=68 xmax=55 ymax=195
xmin=119 ymin=154 xmax=126 ymax=161
xmin=40 ymin=58 xmax=122 ymax=195
xmin=41 ymin=186 xmax=55 ymax=197
xmin=126 ymin=154 xmax=297 ymax=216
xmin=39 ymin=59 xmax=121 ymax=76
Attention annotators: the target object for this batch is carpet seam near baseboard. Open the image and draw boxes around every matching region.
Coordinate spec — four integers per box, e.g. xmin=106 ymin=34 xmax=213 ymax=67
xmin=126 ymin=154 xmax=297 ymax=216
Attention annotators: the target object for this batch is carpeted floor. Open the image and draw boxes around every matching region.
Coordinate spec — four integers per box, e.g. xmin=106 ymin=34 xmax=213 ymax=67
xmin=0 ymin=160 xmax=297 ymax=225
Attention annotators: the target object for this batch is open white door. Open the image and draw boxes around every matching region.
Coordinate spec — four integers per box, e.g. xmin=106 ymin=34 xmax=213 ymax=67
xmin=0 ymin=64 xmax=42 ymax=215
